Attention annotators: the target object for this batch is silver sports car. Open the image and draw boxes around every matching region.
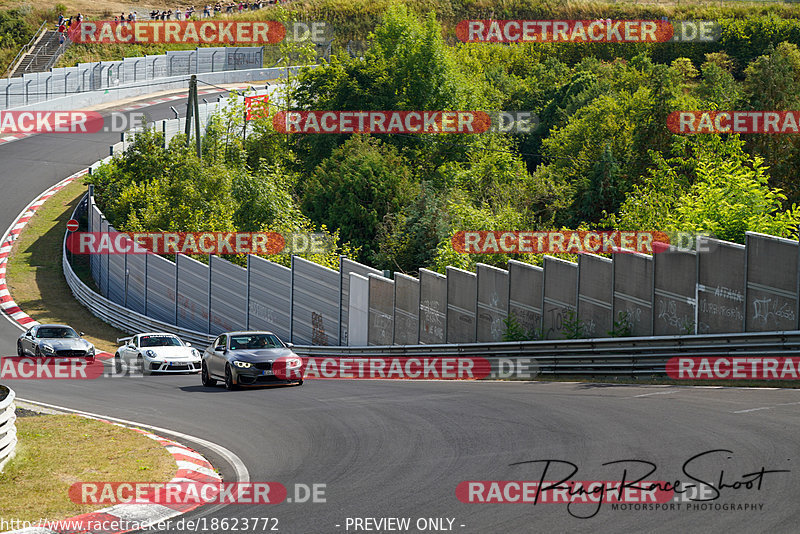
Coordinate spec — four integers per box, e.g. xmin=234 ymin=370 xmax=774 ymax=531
xmin=201 ymin=331 xmax=303 ymax=390
xmin=17 ymin=324 xmax=95 ymax=361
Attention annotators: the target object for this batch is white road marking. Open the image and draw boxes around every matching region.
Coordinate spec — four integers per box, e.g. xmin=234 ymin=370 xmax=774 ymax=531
xmin=734 ymin=400 xmax=800 ymax=414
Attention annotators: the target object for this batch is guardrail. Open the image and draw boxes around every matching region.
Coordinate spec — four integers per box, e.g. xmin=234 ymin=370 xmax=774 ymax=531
xmin=0 ymin=385 xmax=17 ymax=472
xmin=292 ymin=331 xmax=800 ymax=376
xmin=63 ymin=194 xmax=215 ymax=348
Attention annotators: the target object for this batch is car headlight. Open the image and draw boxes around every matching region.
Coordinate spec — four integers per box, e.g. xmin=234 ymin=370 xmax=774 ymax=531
xmin=87 ymin=346 xmax=95 ymax=356
xmin=233 ymin=361 xmax=252 ymax=368
xmin=145 ymin=350 xmax=157 ymax=359
xmin=41 ymin=344 xmax=55 ymax=355
xmin=191 ymin=348 xmax=200 ymax=358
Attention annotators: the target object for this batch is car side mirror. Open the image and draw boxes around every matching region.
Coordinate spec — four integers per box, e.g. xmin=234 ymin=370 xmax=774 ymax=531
xmin=79 ymin=332 xmax=85 ymax=337
xmin=286 ymin=343 xmax=294 ymax=348
xmin=186 ymin=342 xmax=192 ymax=347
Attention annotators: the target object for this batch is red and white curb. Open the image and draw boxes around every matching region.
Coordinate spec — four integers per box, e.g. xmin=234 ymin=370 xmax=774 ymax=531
xmin=0 ymin=85 xmax=253 ymax=146
xmin=0 ymin=170 xmax=88 ymax=329
xmin=117 ymin=85 xmax=252 ymax=112
xmin=6 ymin=414 xmax=221 ymax=534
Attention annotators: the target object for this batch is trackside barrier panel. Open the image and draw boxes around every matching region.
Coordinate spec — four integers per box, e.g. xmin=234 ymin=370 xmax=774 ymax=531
xmin=348 ymin=273 xmax=369 ymax=346
xmin=653 ymin=247 xmax=697 ymax=336
xmin=745 ymin=232 xmax=799 ymax=332
xmin=577 ymin=254 xmax=613 ymax=339
xmin=125 ymin=244 xmax=146 ymax=315
xmin=419 ymin=268 xmax=446 ymax=344
xmin=176 ymin=253 xmax=209 ymax=333
xmin=247 ymin=255 xmax=291 ymax=339
xmin=393 ymin=273 xmax=420 ymax=345
xmin=613 ymin=251 xmax=653 ymax=336
xmin=542 ymin=256 xmax=577 ymax=339
xmin=446 ymin=266 xmax=477 ymax=343
xmin=339 ymin=258 xmax=382 ymax=345
xmin=507 ymin=260 xmax=543 ymax=337
xmin=368 ymin=274 xmax=394 ymax=346
xmin=147 ymin=252 xmax=178 ymax=325
xmin=209 ymin=255 xmax=247 ymax=335
xmin=697 ymin=237 xmax=745 ymax=334
xmin=291 ymin=256 xmax=339 ymax=346
xmin=106 ymin=225 xmax=126 ymax=306
xmin=476 ymin=263 xmax=508 ymax=343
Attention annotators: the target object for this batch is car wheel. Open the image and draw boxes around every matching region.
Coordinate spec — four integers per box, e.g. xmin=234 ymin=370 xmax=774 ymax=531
xmin=35 ymin=345 xmax=41 ymax=357
xmin=138 ymin=355 xmax=151 ymax=376
xmin=224 ymin=363 xmax=238 ymax=391
xmin=114 ymin=353 xmax=122 ymax=374
xmin=296 ymin=379 xmax=304 ymax=386
xmin=17 ymin=341 xmax=23 ymax=357
xmin=201 ymin=362 xmax=217 ymax=387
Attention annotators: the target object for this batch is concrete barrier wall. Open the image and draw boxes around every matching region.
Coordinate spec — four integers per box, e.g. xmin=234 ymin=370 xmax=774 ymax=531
xmin=508 ymin=260 xmax=543 ymax=337
xmin=176 ymin=253 xmax=209 ymax=333
xmin=125 ymin=247 xmax=146 ymax=315
xmin=340 ymin=258 xmax=382 ymax=346
xmin=745 ymin=232 xmax=799 ymax=332
xmin=446 ymin=267 xmax=477 ymax=343
xmin=654 ymin=247 xmax=697 ymax=335
xmin=577 ymin=254 xmax=612 ymax=338
xmin=419 ymin=268 xmax=447 ymax=344
xmin=476 ymin=263 xmax=508 ymax=342
xmin=393 ymin=273 xmax=419 ymax=345
xmin=613 ymin=252 xmax=653 ymax=336
xmin=697 ymin=237 xmax=745 ymax=334
xmin=291 ymin=256 xmax=339 ymax=346
xmin=209 ymin=255 xmax=247 ymax=334
xmin=348 ymin=273 xmax=369 ymax=346
xmin=146 ymin=253 xmax=178 ymax=325
xmin=368 ymin=274 xmax=394 ymax=346
xmin=542 ymin=257 xmax=577 ymax=339
xmin=247 ymin=255 xmax=291 ymax=340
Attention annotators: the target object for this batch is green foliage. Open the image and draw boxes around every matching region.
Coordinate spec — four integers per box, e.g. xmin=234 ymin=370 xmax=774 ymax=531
xmin=502 ymin=314 xmax=542 ymax=342
xmin=301 ymin=135 xmax=417 ymax=264
xmin=561 ymin=309 xmax=586 ymax=340
xmin=608 ymin=311 xmax=633 ymax=338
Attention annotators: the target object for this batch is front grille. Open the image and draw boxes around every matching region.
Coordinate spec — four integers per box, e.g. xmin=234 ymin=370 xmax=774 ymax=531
xmin=56 ymin=350 xmax=86 ymax=357
xmin=168 ymin=364 xmax=192 ymax=371
xmin=253 ymin=362 xmax=272 ymax=370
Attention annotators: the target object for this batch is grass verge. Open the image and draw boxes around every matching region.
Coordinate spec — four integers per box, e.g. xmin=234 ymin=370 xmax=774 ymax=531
xmin=5 ymin=178 xmax=126 ymax=354
xmin=0 ymin=413 xmax=176 ymax=523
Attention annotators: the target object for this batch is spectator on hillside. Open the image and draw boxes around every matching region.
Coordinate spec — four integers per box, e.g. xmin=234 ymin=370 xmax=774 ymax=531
xmin=76 ymin=13 xmax=83 ymax=23
xmin=175 ymin=7 xmax=182 ymax=20
xmin=57 ymin=13 xmax=64 ymax=27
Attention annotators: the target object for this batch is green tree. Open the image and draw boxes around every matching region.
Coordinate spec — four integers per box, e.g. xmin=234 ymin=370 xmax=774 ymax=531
xmin=301 ymin=135 xmax=417 ymax=263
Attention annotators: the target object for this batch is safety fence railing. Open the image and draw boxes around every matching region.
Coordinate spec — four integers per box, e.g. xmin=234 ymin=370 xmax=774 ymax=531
xmin=0 ymin=385 xmax=17 ymax=472
xmin=291 ymin=331 xmax=800 ymax=376
xmin=1 ymin=46 xmax=265 ymax=109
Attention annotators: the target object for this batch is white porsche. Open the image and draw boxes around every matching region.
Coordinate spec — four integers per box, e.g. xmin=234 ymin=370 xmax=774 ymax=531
xmin=115 ymin=333 xmax=202 ymax=375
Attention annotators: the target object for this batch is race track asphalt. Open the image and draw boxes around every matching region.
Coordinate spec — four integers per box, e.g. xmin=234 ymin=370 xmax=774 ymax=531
xmin=1 ymin=91 xmax=799 ymax=534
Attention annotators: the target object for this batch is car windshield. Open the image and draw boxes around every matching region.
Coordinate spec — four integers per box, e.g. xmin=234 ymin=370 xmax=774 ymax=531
xmin=229 ymin=334 xmax=283 ymax=350
xmin=140 ymin=336 xmax=182 ymax=347
xmin=36 ymin=327 xmax=79 ymax=339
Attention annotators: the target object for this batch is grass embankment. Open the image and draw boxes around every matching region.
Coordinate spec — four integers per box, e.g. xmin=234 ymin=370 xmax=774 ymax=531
xmin=0 ymin=413 xmax=176 ymax=523
xmin=5 ymin=178 xmax=126 ymax=354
